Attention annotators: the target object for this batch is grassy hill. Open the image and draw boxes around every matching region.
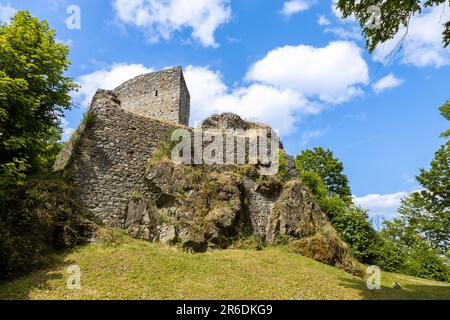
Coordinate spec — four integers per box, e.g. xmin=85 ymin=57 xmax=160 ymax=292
xmin=1 ymin=231 xmax=449 ymax=300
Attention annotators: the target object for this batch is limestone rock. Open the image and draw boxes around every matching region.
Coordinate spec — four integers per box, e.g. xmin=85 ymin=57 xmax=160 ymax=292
xmin=125 ymin=200 xmax=154 ymax=241
xmin=288 ymin=229 xmax=361 ymax=276
xmin=266 ymin=181 xmax=327 ymax=244
xmin=158 ymin=224 xmax=176 ymax=245
xmin=200 ymin=113 xmax=251 ymax=131
xmin=144 ymin=161 xmax=245 ymax=251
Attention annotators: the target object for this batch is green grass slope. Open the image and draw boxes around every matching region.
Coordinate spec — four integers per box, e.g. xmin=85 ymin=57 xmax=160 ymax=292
xmin=1 ymin=232 xmax=449 ymax=300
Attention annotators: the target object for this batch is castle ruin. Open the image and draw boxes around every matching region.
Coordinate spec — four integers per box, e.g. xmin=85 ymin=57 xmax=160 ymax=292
xmin=54 ymin=67 xmax=358 ymax=273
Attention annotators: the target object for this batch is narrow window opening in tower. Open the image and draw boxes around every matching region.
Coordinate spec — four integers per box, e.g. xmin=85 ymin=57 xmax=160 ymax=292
xmin=155 ymin=90 xmax=158 ymax=97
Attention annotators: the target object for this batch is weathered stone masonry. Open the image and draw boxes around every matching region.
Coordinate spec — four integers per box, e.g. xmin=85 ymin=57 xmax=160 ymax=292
xmin=55 ymin=92 xmax=183 ymax=228
xmin=55 ymin=67 xmax=189 ymax=227
xmin=114 ymin=66 xmax=190 ymax=126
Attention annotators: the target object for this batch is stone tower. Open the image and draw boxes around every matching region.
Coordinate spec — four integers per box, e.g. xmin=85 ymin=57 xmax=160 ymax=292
xmin=113 ymin=66 xmax=190 ymax=126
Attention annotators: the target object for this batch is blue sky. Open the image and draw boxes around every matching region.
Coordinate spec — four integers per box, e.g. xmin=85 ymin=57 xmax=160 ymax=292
xmin=1 ymin=0 xmax=449 ymax=221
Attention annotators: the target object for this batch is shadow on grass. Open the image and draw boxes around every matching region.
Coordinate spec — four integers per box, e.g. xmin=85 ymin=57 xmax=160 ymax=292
xmin=0 ymin=253 xmax=78 ymax=300
xmin=339 ymin=276 xmax=450 ymax=300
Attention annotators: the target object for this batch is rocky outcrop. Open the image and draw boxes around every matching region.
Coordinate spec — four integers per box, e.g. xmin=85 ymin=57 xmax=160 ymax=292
xmin=125 ymin=161 xmax=247 ymax=252
xmin=122 ymin=156 xmax=359 ymax=273
xmin=200 ymin=112 xmax=260 ymax=131
xmin=288 ymin=228 xmax=360 ymax=275
xmin=266 ymin=181 xmax=328 ymax=244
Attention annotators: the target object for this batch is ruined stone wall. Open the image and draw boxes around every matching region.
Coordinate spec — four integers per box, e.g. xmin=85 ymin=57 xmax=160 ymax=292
xmin=57 ymin=90 xmax=183 ymax=227
xmin=113 ymin=67 xmax=189 ymax=126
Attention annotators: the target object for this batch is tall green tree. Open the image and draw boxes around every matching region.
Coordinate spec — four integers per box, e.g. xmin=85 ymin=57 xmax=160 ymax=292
xmin=389 ymin=142 xmax=450 ymax=254
xmin=0 ymin=11 xmax=77 ymax=186
xmin=336 ymin=0 xmax=450 ymax=53
xmin=295 ymin=147 xmax=352 ymax=203
xmin=385 ymin=102 xmax=450 ymax=255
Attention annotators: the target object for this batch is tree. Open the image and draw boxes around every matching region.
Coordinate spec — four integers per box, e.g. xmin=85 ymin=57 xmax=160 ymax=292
xmin=0 ymin=11 xmax=77 ymax=186
xmin=299 ymin=170 xmax=378 ymax=263
xmin=336 ymin=0 xmax=450 ymax=53
xmin=295 ymin=147 xmax=352 ymax=203
xmin=384 ymin=103 xmax=450 ymax=255
xmin=377 ymin=224 xmax=449 ymax=281
xmin=403 ymin=240 xmax=449 ymax=282
xmin=440 ymin=101 xmax=450 ymax=138
xmin=391 ymin=141 xmax=450 ymax=254
xmin=377 ymin=103 xmax=450 ymax=281
xmin=330 ymin=204 xmax=378 ymax=262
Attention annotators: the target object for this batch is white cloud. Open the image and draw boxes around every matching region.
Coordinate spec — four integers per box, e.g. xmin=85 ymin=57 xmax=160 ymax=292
xmin=300 ymin=129 xmax=326 ymax=146
xmin=331 ymin=0 xmax=355 ymax=22
xmin=186 ymin=41 xmax=370 ymax=134
xmin=324 ymin=26 xmax=362 ymax=41
xmin=187 ymin=41 xmax=370 ymax=133
xmin=403 ymin=174 xmax=417 ymax=185
xmin=60 ymin=117 xmax=75 ymax=141
xmin=75 ymin=63 xmax=154 ymax=107
xmin=0 ymin=4 xmax=16 ymax=22
xmin=318 ymin=15 xmax=330 ymax=26
xmin=184 ymin=65 xmax=311 ymax=135
xmin=246 ymin=41 xmax=369 ymax=104
xmin=353 ymin=191 xmax=410 ymax=219
xmin=322 ymin=0 xmax=361 ymax=41
xmin=56 ymin=38 xmax=73 ymax=47
xmin=374 ymin=5 xmax=450 ymax=68
xmin=372 ymin=73 xmax=403 ymax=93
xmin=281 ymin=0 xmax=314 ymax=16
xmin=329 ymin=2 xmax=450 ymax=68
xmin=112 ymin=0 xmax=231 ymax=47
xmin=331 ymin=0 xmax=341 ymax=19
